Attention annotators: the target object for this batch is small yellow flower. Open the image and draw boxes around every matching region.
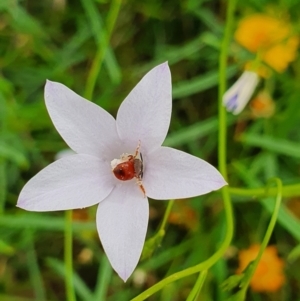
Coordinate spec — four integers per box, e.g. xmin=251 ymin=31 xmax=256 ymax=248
xmin=235 ymin=14 xmax=299 ymax=73
xmin=236 ymin=244 xmax=285 ymax=292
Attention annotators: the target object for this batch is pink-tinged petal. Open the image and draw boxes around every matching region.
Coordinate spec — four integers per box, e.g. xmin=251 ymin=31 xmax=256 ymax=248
xmin=144 ymin=147 xmax=227 ymax=200
xmin=96 ymin=182 xmax=149 ymax=282
xmin=17 ymin=154 xmax=114 ymax=211
xmin=116 ymin=62 xmax=172 ymax=153
xmin=45 ymin=81 xmax=122 ymax=159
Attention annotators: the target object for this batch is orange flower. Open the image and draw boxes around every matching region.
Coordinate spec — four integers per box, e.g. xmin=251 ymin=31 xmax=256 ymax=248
xmin=236 ymin=244 xmax=285 ymax=292
xmin=235 ymin=14 xmax=299 ymax=73
xmin=168 ymin=201 xmax=198 ymax=231
xmin=250 ymin=90 xmax=275 ymax=118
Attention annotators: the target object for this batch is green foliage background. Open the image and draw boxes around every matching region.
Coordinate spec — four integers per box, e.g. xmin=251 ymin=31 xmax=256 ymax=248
xmin=1 ymin=0 xmax=300 ymax=300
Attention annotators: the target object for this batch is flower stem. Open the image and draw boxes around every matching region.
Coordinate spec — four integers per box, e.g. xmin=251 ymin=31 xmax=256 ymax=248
xmin=238 ymin=178 xmax=282 ymax=298
xmin=64 ymin=210 xmax=76 ymax=301
xmin=84 ymin=0 xmax=122 ymax=100
xmin=216 ymin=0 xmax=237 ymax=279
xmin=141 ymin=200 xmax=174 ymax=260
xmin=216 ymin=0 xmax=237 ymax=283
xmin=229 ymin=183 xmax=300 ymax=198
xmin=131 ymin=230 xmax=233 ymax=301
xmin=218 ymin=0 xmax=236 ymax=179
xmin=186 ymin=270 xmax=208 ymax=301
xmin=158 ymin=199 xmax=174 ymax=233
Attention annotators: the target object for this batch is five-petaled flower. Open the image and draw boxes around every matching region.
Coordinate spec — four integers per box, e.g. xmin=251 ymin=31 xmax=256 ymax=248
xmin=17 ymin=62 xmax=226 ymax=281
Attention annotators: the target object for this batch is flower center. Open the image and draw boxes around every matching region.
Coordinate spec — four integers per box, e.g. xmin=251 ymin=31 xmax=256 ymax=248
xmin=110 ymin=141 xmax=145 ymax=196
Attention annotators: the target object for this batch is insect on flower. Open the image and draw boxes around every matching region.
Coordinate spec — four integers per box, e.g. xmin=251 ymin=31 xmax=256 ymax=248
xmin=111 ymin=141 xmax=145 ymax=196
xmin=17 ymin=62 xmax=227 ymax=281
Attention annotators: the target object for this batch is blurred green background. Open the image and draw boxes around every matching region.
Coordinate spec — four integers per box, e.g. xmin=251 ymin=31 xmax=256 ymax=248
xmin=1 ymin=0 xmax=300 ymax=300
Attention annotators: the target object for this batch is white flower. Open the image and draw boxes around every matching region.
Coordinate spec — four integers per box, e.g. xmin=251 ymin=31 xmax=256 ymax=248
xmin=17 ymin=62 xmax=226 ymax=281
xmin=223 ymin=71 xmax=259 ymax=114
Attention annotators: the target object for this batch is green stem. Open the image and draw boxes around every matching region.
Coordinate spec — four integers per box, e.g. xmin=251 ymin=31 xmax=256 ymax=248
xmin=216 ymin=0 xmax=236 ymax=271
xmin=84 ymin=0 xmax=122 ymax=100
xmin=216 ymin=0 xmax=237 ymax=286
xmin=65 ymin=210 xmax=76 ymax=301
xmin=158 ymin=199 xmax=174 ymax=233
xmin=229 ymin=183 xmax=300 ymax=198
xmin=141 ymin=200 xmax=174 ymax=261
xmin=218 ymin=0 xmax=236 ymax=179
xmin=186 ymin=270 xmax=208 ymax=301
xmin=141 ymin=200 xmax=174 ymax=260
xmin=239 ymin=178 xmax=283 ymax=297
xmin=131 ymin=223 xmax=232 ymax=301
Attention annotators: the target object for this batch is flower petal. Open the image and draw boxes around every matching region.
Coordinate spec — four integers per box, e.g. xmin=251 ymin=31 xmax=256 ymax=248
xmin=96 ymin=183 xmax=149 ymax=282
xmin=144 ymin=147 xmax=226 ymax=199
xmin=17 ymin=154 xmax=114 ymax=211
xmin=223 ymin=71 xmax=259 ymax=115
xmin=45 ymin=81 xmax=121 ymax=159
xmin=116 ymin=62 xmax=172 ymax=153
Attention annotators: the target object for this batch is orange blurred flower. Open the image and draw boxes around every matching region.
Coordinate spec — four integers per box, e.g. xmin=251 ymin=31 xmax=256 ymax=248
xmin=235 ymin=13 xmax=299 ymax=73
xmin=250 ymin=90 xmax=275 ymax=118
xmin=168 ymin=201 xmax=198 ymax=231
xmin=236 ymin=244 xmax=285 ymax=292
